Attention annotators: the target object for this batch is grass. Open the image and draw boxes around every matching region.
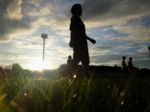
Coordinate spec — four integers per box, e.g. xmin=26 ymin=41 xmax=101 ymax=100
xmin=0 ymin=74 xmax=150 ymax=112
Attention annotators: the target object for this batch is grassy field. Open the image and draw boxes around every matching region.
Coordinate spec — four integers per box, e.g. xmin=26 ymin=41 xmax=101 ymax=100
xmin=0 ymin=74 xmax=150 ymax=112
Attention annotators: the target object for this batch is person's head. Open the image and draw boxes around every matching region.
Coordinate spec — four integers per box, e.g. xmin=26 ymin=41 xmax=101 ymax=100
xmin=129 ymin=57 xmax=132 ymax=61
xmin=122 ymin=56 xmax=126 ymax=60
xmin=71 ymin=4 xmax=82 ymax=16
xmin=68 ymin=55 xmax=72 ymax=60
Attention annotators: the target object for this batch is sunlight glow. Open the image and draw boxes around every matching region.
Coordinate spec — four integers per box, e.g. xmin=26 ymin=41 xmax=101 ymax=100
xmin=29 ymin=60 xmax=50 ymax=71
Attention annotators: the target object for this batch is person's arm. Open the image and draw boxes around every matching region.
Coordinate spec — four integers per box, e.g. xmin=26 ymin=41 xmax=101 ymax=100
xmin=86 ymin=36 xmax=96 ymax=44
xmin=82 ymin=20 xmax=96 ymax=44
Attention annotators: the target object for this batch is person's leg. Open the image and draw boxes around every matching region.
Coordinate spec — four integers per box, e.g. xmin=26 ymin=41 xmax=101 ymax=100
xmin=82 ymin=53 xmax=90 ymax=78
xmin=71 ymin=50 xmax=80 ymax=77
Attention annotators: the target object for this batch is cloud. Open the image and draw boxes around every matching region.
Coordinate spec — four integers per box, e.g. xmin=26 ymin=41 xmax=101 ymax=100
xmin=90 ymin=54 xmax=121 ymax=66
xmin=82 ymin=0 xmax=150 ymax=20
xmin=1 ymin=0 xmax=150 ymax=41
xmin=0 ymin=0 xmax=31 ymax=40
xmin=114 ymin=15 xmax=150 ymax=42
xmin=0 ymin=0 xmax=54 ymax=40
xmin=5 ymin=0 xmax=23 ymax=20
xmin=127 ymin=15 xmax=150 ymax=28
xmin=0 ymin=0 xmax=149 ymax=68
xmin=0 ymin=0 xmax=70 ymax=41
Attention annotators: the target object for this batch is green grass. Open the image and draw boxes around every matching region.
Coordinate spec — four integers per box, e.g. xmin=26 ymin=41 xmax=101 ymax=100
xmin=0 ymin=75 xmax=150 ymax=112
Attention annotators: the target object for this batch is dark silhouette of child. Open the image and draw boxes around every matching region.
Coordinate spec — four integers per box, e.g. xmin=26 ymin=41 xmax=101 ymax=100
xmin=122 ymin=56 xmax=127 ymax=70
xmin=122 ymin=56 xmax=127 ymax=78
xmin=127 ymin=57 xmax=139 ymax=75
xmin=128 ymin=57 xmax=133 ymax=68
xmin=69 ymin=4 xmax=96 ymax=77
xmin=67 ymin=55 xmax=73 ymax=77
xmin=67 ymin=55 xmax=72 ymax=65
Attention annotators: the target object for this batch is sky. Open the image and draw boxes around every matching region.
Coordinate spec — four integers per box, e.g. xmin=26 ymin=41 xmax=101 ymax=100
xmin=0 ymin=0 xmax=150 ymax=70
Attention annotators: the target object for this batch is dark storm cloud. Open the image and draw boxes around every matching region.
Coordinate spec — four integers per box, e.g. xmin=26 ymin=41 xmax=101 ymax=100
xmin=82 ymin=0 xmax=150 ymax=19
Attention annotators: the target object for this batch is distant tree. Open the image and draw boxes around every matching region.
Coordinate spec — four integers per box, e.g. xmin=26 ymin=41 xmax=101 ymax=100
xmin=11 ymin=63 xmax=23 ymax=76
xmin=0 ymin=67 xmax=7 ymax=82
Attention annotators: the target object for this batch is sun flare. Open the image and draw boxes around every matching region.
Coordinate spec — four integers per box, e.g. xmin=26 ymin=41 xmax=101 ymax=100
xmin=29 ymin=60 xmax=50 ymax=71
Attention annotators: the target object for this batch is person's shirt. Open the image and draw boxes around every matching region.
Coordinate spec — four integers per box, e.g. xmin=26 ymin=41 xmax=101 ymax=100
xmin=128 ymin=61 xmax=133 ymax=68
xmin=70 ymin=16 xmax=87 ymax=48
xmin=122 ymin=60 xmax=126 ymax=68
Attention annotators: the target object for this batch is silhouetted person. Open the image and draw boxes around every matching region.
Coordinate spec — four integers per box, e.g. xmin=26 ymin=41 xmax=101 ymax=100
xmin=128 ymin=57 xmax=133 ymax=69
xmin=67 ymin=55 xmax=73 ymax=77
xmin=69 ymin=4 xmax=96 ymax=77
xmin=122 ymin=56 xmax=127 ymax=70
xmin=148 ymin=46 xmax=150 ymax=58
xmin=127 ymin=57 xmax=139 ymax=76
xmin=122 ymin=56 xmax=127 ymax=78
xmin=67 ymin=55 xmax=72 ymax=65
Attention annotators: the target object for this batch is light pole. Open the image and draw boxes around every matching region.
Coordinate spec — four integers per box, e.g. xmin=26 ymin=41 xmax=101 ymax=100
xmin=41 ymin=33 xmax=48 ymax=62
